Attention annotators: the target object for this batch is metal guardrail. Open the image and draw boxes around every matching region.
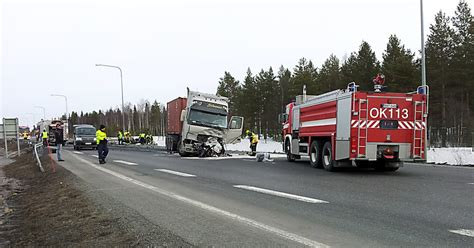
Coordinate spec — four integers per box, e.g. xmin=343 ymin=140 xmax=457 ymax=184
xmin=34 ymin=143 xmax=45 ymax=173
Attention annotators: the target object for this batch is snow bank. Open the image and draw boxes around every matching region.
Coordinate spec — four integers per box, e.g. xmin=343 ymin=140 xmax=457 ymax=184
xmin=225 ymin=138 xmax=283 ymax=154
xmin=153 ymin=136 xmax=166 ymax=147
xmin=427 ymin=147 xmax=474 ymax=166
xmin=155 ymin=135 xmax=474 ymax=166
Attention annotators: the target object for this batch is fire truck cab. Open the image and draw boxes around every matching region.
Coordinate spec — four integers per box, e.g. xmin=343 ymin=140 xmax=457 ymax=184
xmin=282 ymin=83 xmax=428 ymax=172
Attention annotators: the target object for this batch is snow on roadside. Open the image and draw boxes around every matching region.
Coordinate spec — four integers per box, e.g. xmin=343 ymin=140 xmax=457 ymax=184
xmin=153 ymin=136 xmax=166 ymax=147
xmin=154 ymin=135 xmax=473 ymax=166
xmin=225 ymin=138 xmax=283 ymax=154
xmin=427 ymin=147 xmax=474 ymax=166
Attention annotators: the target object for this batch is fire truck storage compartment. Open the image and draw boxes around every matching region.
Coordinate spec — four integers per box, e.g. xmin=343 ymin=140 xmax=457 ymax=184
xmin=335 ymin=91 xmax=352 ymax=160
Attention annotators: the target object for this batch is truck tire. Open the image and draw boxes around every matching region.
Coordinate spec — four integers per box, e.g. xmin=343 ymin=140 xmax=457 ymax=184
xmin=285 ymin=140 xmax=295 ymax=162
xmin=309 ymin=141 xmax=322 ymax=168
xmin=322 ymin=141 xmax=335 ymax=171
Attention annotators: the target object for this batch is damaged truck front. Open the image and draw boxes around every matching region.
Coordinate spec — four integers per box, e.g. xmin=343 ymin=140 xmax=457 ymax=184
xmin=166 ymin=89 xmax=243 ymax=157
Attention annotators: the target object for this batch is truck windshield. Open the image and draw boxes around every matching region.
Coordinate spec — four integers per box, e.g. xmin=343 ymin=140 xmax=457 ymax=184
xmin=188 ymin=110 xmax=227 ymax=129
xmin=76 ymin=128 xmax=96 ymax=135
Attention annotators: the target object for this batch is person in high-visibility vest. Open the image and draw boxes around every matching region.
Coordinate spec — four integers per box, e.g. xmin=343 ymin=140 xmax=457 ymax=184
xmin=42 ymin=129 xmax=49 ymax=146
xmin=139 ymin=132 xmax=146 ymax=144
xmin=117 ymin=130 xmax=124 ymax=145
xmin=246 ymin=130 xmax=259 ymax=156
xmin=96 ymin=125 xmax=108 ymax=164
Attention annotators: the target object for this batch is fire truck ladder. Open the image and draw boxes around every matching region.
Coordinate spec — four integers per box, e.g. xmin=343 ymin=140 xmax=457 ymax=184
xmin=412 ymin=101 xmax=424 ymax=159
xmin=357 ymin=98 xmax=369 ymax=158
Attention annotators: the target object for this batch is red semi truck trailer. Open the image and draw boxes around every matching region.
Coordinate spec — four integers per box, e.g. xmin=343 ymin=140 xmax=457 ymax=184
xmin=282 ymin=82 xmax=428 ymax=172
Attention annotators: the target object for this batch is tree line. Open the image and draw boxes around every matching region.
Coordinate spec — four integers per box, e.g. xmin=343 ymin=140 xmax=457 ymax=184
xmin=68 ymin=100 xmax=167 ymax=137
xmin=67 ymin=1 xmax=472 ymax=147
xmin=216 ymin=1 xmax=473 ymax=147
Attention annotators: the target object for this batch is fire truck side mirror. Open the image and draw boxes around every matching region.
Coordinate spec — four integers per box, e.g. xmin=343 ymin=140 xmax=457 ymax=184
xmin=278 ymin=113 xmax=288 ymax=124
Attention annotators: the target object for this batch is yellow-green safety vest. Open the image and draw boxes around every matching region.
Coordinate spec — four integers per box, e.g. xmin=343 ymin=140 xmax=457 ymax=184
xmin=42 ymin=131 xmax=48 ymax=139
xmin=96 ymin=130 xmax=107 ymax=144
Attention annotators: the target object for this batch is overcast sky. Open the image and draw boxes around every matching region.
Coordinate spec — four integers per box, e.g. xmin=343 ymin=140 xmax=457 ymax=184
xmin=1 ymin=0 xmax=471 ymax=127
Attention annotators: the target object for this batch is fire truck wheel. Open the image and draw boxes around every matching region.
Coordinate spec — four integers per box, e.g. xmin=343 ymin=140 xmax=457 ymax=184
xmin=285 ymin=140 xmax=295 ymax=162
xmin=322 ymin=141 xmax=335 ymax=171
xmin=309 ymin=141 xmax=322 ymax=168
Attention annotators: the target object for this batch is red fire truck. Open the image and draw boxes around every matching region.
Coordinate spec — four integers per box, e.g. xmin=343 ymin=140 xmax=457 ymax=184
xmin=282 ymin=82 xmax=429 ymax=172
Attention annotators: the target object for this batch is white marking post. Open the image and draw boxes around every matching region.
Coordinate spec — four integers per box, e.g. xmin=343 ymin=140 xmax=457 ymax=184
xmin=68 ymin=152 xmax=328 ymax=248
xmin=234 ymin=185 xmax=329 ymax=204
xmin=449 ymin=229 xmax=474 ymax=237
xmin=113 ymin=160 xmax=138 ymax=166
xmin=155 ymin=169 xmax=196 ymax=177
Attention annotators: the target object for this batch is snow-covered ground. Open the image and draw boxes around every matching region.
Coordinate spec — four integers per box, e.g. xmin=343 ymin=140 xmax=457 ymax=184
xmin=426 ymin=147 xmax=474 ymax=166
xmin=152 ymin=136 xmax=474 ymax=166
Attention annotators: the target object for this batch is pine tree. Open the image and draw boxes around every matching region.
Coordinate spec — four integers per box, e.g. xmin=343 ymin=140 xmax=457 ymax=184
xmin=381 ymin=35 xmax=418 ymax=92
xmin=451 ymin=1 xmax=473 ymax=146
xmin=277 ymin=65 xmax=292 ymax=112
xmin=240 ymin=68 xmax=258 ymax=132
xmin=426 ymin=11 xmax=456 ymax=147
xmin=289 ymin=58 xmax=318 ymax=97
xmin=217 ymin=71 xmax=241 ymax=115
xmin=318 ymin=54 xmax=341 ymax=92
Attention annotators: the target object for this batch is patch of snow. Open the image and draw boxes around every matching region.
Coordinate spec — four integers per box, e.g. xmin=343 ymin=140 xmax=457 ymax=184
xmin=153 ymin=136 xmax=166 ymax=147
xmin=225 ymin=139 xmax=283 ymax=154
xmin=427 ymin=147 xmax=474 ymax=166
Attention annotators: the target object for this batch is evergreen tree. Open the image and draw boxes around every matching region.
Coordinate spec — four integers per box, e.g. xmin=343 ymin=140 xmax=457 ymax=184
xmin=289 ymin=58 xmax=318 ymax=97
xmin=277 ymin=65 xmax=292 ymax=112
xmin=381 ymin=35 xmax=418 ymax=92
xmin=240 ymin=68 xmax=258 ymax=132
xmin=426 ymin=11 xmax=456 ymax=147
xmin=318 ymin=54 xmax=341 ymax=92
xmin=451 ymin=1 xmax=473 ymax=146
xmin=216 ymin=71 xmax=241 ymax=115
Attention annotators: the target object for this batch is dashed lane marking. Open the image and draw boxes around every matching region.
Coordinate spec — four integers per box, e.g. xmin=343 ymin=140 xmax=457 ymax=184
xmin=234 ymin=185 xmax=329 ymax=204
xmin=449 ymin=229 xmax=474 ymax=237
xmin=154 ymin=169 xmax=196 ymax=177
xmin=73 ymin=151 xmax=84 ymax=154
xmin=113 ymin=160 xmax=138 ymax=166
xmin=68 ymin=151 xmax=328 ymax=248
xmin=91 ymin=155 xmax=99 ymax=158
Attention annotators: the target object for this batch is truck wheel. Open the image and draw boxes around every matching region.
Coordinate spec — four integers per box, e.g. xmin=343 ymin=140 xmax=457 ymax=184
xmin=285 ymin=140 xmax=295 ymax=162
xmin=322 ymin=141 xmax=335 ymax=171
xmin=309 ymin=141 xmax=322 ymax=168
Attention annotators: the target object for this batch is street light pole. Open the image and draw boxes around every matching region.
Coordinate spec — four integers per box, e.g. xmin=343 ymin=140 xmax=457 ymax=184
xmin=95 ymin=64 xmax=126 ymax=131
xmin=420 ymin=0 xmax=426 ymax=86
xmin=51 ymin=94 xmax=69 ymax=138
xmin=50 ymin=94 xmax=68 ymax=120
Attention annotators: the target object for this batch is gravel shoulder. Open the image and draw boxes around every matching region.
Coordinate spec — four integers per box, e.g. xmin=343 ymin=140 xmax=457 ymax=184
xmin=0 ymin=151 xmax=192 ymax=247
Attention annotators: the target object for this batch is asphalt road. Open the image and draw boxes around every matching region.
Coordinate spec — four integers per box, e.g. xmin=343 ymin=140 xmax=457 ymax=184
xmin=58 ymin=146 xmax=473 ymax=247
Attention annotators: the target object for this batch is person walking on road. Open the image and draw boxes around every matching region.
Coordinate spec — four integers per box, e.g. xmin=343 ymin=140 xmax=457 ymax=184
xmin=54 ymin=124 xmax=65 ymax=161
xmin=117 ymin=130 xmax=124 ymax=145
xmin=246 ymin=130 xmax=259 ymax=156
xmin=42 ymin=129 xmax=49 ymax=146
xmin=96 ymin=124 xmax=109 ymax=164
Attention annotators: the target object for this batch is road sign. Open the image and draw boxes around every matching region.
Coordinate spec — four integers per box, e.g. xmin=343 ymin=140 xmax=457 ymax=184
xmin=1 ymin=118 xmax=20 ymax=158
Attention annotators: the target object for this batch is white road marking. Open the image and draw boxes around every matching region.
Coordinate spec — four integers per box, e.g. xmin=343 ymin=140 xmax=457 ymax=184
xmin=154 ymin=169 xmax=196 ymax=177
xmin=73 ymin=151 xmax=84 ymax=154
xmin=449 ymin=229 xmax=474 ymax=237
xmin=91 ymin=155 xmax=99 ymax=158
xmin=113 ymin=160 xmax=138 ymax=166
xmin=69 ymin=152 xmax=328 ymax=247
xmin=468 ymin=183 xmax=474 ymax=185
xmin=234 ymin=185 xmax=329 ymax=204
